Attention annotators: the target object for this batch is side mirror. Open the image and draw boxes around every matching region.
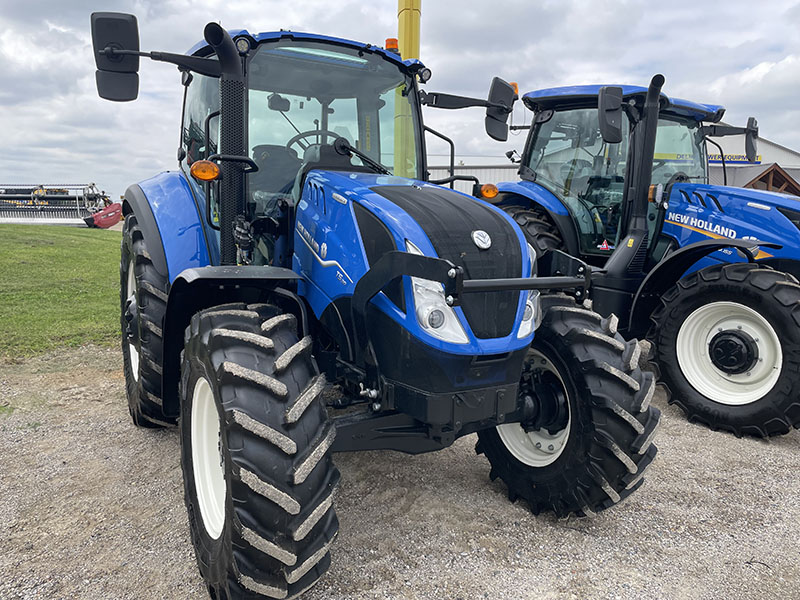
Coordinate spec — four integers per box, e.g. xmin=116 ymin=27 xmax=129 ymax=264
xmin=268 ymin=93 xmax=291 ymax=112
xmin=91 ymin=12 xmax=140 ymax=102
xmin=485 ymin=77 xmax=516 ymax=142
xmin=745 ymin=116 xmax=759 ymax=163
xmin=597 ymin=86 xmax=623 ymax=143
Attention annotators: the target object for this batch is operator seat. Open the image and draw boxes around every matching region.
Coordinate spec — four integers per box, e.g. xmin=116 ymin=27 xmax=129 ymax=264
xmin=291 ymin=143 xmax=372 ymax=202
xmin=251 ymin=144 xmax=303 ymax=195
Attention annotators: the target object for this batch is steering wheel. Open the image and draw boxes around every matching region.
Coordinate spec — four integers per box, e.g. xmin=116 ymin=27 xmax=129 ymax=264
xmin=286 ymin=129 xmax=341 ymax=152
xmin=560 ymin=159 xmax=593 ymax=180
xmin=664 ymin=171 xmax=691 ymax=189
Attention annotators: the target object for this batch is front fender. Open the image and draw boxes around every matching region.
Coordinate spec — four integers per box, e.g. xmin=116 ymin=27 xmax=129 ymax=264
xmin=160 ymin=266 xmax=302 ymax=415
xmin=628 ymin=238 xmax=781 ymax=337
xmin=495 ymin=180 xmax=580 ymax=256
xmin=136 ymin=171 xmax=212 ymax=283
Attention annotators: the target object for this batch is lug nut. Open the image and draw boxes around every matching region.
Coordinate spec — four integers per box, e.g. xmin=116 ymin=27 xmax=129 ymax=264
xmin=535 ymin=442 xmax=542 ymax=449
xmin=547 ymin=444 xmax=554 ymax=451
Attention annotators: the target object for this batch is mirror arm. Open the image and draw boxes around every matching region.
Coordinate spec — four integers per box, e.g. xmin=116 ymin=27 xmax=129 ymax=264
xmin=420 ymin=91 xmax=510 ymax=112
xmin=100 ymin=46 xmax=221 ymax=77
xmin=699 ymin=124 xmax=757 ymax=138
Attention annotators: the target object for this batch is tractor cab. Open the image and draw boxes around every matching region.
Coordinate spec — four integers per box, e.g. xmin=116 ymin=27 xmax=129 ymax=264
xmin=179 ymin=33 xmax=428 ymax=263
xmin=516 ymin=85 xmax=718 ymax=262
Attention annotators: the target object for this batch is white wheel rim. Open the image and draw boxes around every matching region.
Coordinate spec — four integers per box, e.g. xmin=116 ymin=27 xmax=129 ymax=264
xmin=497 ymin=349 xmax=571 ymax=467
xmin=676 ymin=301 xmax=782 ymax=405
xmin=191 ymin=377 xmax=226 ymax=539
xmin=125 ymin=260 xmax=140 ymax=381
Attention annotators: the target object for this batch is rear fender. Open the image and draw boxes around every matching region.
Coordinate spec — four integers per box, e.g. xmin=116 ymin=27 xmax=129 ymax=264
xmin=160 ymin=266 xmax=302 ymax=416
xmin=628 ymin=238 xmax=781 ymax=337
xmin=127 ymin=172 xmax=212 ymax=283
xmin=495 ymin=181 xmax=580 ymax=256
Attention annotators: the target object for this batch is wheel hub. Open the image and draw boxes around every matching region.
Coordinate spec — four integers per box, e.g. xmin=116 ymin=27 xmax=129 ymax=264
xmin=676 ymin=301 xmax=782 ymax=406
xmin=520 ymin=374 xmax=569 ymax=435
xmin=708 ymin=329 xmax=758 ymax=374
xmin=124 ymin=295 xmax=139 ymax=341
xmin=497 ymin=350 xmax=572 ymax=467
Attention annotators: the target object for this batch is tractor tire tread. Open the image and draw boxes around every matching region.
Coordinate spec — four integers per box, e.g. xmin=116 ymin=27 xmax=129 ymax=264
xmin=180 ymin=303 xmax=338 ymax=599
xmin=477 ymin=295 xmax=660 ymax=518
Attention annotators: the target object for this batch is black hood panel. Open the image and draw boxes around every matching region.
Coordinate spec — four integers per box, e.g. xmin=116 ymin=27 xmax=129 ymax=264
xmin=371 ymin=185 xmax=522 ymax=339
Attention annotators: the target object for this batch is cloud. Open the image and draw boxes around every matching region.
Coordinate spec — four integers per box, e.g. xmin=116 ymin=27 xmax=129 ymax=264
xmin=1 ymin=0 xmax=798 ymax=195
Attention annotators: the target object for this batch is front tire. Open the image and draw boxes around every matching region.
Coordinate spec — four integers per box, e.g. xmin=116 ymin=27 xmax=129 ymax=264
xmin=501 ymin=205 xmax=565 ymax=257
xmin=477 ymin=296 xmax=660 ymax=517
xmin=180 ymin=303 xmax=339 ymax=599
xmin=649 ymin=262 xmax=800 ymax=437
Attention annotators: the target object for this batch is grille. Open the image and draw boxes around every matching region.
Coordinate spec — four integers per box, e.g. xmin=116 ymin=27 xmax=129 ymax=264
xmin=371 ymin=185 xmax=522 ymax=338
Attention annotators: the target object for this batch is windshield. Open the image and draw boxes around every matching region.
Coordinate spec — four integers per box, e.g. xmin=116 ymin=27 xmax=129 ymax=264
xmin=526 ymin=108 xmax=630 ymax=255
xmin=526 ymin=107 xmax=706 ymax=256
xmin=651 ymin=117 xmax=707 ymax=184
xmin=246 ymin=40 xmax=422 ymax=209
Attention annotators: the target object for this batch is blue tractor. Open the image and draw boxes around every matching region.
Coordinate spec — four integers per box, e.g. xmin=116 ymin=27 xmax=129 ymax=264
xmin=479 ymin=75 xmax=800 ymax=438
xmin=92 ymin=13 xmax=660 ymax=598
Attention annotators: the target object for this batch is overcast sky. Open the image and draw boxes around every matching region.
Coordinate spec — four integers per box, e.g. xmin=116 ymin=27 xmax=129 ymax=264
xmin=1 ymin=0 xmax=799 ymax=197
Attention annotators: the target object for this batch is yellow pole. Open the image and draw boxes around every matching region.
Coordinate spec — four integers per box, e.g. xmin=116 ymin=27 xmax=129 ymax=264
xmin=394 ymin=0 xmax=421 ymax=177
xmin=398 ymin=0 xmax=421 ymax=59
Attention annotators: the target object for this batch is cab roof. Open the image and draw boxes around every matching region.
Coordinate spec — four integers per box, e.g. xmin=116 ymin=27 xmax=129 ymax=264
xmin=522 ymin=84 xmax=725 ymax=122
xmin=188 ymin=29 xmax=424 ymax=73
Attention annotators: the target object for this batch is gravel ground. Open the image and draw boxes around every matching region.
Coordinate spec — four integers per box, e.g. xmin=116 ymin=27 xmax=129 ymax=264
xmin=1 ymin=346 xmax=798 ymax=600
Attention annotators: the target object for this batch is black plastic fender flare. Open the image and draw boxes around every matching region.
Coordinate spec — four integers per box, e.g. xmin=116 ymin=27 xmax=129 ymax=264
xmin=160 ymin=265 xmax=302 ymax=416
xmin=627 ymin=238 xmax=782 ymax=337
xmin=122 ymin=184 xmax=169 ymax=278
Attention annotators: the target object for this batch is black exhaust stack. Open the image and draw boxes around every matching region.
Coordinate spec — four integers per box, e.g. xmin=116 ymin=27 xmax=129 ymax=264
xmin=592 ymin=75 xmax=664 ymax=321
xmin=627 ymin=74 xmax=664 ymax=240
xmin=603 ymin=74 xmax=664 ymax=279
xmin=203 ymin=23 xmax=245 ymax=265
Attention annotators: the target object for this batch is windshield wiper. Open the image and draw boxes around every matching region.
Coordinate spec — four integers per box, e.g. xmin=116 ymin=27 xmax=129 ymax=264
xmin=333 ymin=137 xmax=392 ymax=175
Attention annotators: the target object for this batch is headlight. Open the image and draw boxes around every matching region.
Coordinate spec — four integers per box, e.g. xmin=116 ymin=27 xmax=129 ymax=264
xmin=406 ymin=240 xmax=469 ymax=344
xmin=517 ymin=289 xmax=542 ymax=339
xmin=527 ymin=243 xmax=537 ymax=277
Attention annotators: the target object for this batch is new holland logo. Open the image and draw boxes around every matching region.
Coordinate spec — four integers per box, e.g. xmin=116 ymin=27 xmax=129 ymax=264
xmin=471 ymin=230 xmax=492 ymax=250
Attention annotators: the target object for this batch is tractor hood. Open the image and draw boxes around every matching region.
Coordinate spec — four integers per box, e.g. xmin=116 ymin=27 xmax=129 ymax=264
xmin=674 ymin=182 xmax=800 ymax=213
xmin=298 ymin=170 xmax=532 ymax=342
xmin=663 ymin=181 xmax=800 ymax=256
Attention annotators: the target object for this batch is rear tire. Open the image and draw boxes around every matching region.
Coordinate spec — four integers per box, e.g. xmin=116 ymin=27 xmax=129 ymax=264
xmin=476 ymin=295 xmax=660 ymax=517
xmin=501 ymin=205 xmax=565 ymax=257
xmin=649 ymin=262 xmax=800 ymax=437
xmin=120 ymin=213 xmax=172 ymax=427
xmin=180 ymin=303 xmax=339 ymax=599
